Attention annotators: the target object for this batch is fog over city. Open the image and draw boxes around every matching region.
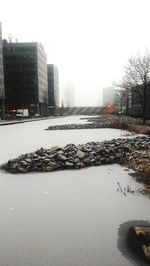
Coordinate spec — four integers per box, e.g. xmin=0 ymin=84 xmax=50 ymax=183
xmin=0 ymin=0 xmax=150 ymax=106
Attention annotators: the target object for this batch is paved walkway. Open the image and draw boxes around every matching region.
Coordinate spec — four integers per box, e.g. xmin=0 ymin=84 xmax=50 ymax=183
xmin=0 ymin=116 xmax=55 ymax=126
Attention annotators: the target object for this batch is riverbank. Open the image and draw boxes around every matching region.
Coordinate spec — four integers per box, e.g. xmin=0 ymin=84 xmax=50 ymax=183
xmin=87 ymin=114 xmax=150 ymax=134
xmin=0 ymin=116 xmax=63 ymax=126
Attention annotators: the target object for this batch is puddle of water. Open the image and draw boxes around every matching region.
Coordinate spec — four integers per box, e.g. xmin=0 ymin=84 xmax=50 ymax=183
xmin=118 ymin=220 xmax=150 ymax=266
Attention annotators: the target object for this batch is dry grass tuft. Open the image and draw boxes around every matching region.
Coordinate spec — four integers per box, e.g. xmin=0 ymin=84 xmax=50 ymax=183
xmin=110 ymin=121 xmax=150 ymax=135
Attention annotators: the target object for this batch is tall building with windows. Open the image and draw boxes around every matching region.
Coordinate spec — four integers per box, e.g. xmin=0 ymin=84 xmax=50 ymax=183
xmin=103 ymin=87 xmax=116 ymax=107
xmin=47 ymin=64 xmax=59 ymax=112
xmin=3 ymin=41 xmax=48 ymax=116
xmin=0 ymin=23 xmax=5 ymax=115
xmin=64 ymin=83 xmax=75 ymax=107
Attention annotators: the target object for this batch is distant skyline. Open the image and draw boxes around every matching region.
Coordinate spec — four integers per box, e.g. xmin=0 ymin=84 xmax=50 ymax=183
xmin=64 ymin=83 xmax=75 ymax=107
xmin=1 ymin=0 xmax=150 ymax=106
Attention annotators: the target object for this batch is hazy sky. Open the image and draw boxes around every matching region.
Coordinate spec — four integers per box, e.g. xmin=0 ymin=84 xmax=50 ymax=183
xmin=1 ymin=0 xmax=150 ymax=106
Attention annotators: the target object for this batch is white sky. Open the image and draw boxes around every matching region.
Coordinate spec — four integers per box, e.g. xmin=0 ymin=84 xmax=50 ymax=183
xmin=1 ymin=0 xmax=150 ymax=106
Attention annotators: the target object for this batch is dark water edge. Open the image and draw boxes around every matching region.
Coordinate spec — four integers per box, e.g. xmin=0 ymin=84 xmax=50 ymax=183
xmin=118 ymin=221 xmax=150 ymax=265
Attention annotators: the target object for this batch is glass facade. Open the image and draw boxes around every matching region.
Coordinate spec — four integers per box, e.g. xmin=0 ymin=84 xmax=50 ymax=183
xmin=47 ymin=64 xmax=59 ymax=108
xmin=3 ymin=42 xmax=48 ymax=116
xmin=0 ymin=23 xmax=5 ymax=100
xmin=37 ymin=43 xmax=48 ymax=115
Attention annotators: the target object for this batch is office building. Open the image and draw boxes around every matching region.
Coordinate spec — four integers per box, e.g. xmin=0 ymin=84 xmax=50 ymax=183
xmin=47 ymin=64 xmax=59 ymax=113
xmin=64 ymin=83 xmax=75 ymax=107
xmin=0 ymin=23 xmax=5 ymax=115
xmin=3 ymin=42 xmax=48 ymax=116
xmin=103 ymin=87 xmax=116 ymax=107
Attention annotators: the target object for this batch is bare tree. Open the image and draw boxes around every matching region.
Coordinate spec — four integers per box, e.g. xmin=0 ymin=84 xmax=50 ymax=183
xmin=115 ymin=51 xmax=150 ymax=123
xmin=114 ymin=89 xmax=128 ymax=114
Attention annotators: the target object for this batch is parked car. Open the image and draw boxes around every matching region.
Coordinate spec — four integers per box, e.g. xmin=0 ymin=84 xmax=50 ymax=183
xmin=0 ymin=114 xmax=12 ymax=120
xmin=34 ymin=113 xmax=40 ymax=118
xmin=16 ymin=114 xmax=23 ymax=119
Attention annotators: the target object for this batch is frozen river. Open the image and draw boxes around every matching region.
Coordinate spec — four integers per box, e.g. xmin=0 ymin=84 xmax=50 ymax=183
xmin=0 ymin=116 xmax=149 ymax=266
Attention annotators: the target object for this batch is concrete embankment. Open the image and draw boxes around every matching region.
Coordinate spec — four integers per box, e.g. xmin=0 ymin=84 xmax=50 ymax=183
xmin=0 ymin=116 xmax=64 ymax=126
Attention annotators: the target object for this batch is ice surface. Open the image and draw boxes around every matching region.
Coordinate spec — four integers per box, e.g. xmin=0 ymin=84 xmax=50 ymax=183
xmin=0 ymin=116 xmax=149 ymax=266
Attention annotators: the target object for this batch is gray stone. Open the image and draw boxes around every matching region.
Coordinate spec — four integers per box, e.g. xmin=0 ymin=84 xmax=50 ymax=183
xmin=45 ymin=166 xmax=55 ymax=171
xmin=65 ymin=161 xmax=74 ymax=167
xmin=33 ymin=158 xmax=39 ymax=162
xmin=33 ymin=153 xmax=38 ymax=158
xmin=57 ymin=154 xmax=67 ymax=161
xmin=43 ymin=158 xmax=50 ymax=163
xmin=20 ymin=161 xmax=29 ymax=166
xmin=47 ymin=161 xmax=56 ymax=167
xmin=11 ymin=163 xmax=18 ymax=169
xmin=17 ymin=167 xmax=28 ymax=173
xmin=57 ymin=150 xmax=64 ymax=155
xmin=77 ymin=162 xmax=85 ymax=168
xmin=90 ymin=159 xmax=95 ymax=163
xmin=25 ymin=158 xmax=32 ymax=163
xmin=76 ymin=149 xmax=85 ymax=159
xmin=34 ymin=162 xmax=42 ymax=166
xmin=74 ymin=158 xmax=80 ymax=163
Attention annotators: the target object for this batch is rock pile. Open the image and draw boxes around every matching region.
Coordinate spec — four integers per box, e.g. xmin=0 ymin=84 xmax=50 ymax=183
xmin=122 ymin=150 xmax=150 ymax=184
xmin=85 ymin=114 xmax=140 ymax=124
xmin=46 ymin=123 xmax=105 ymax=130
xmin=1 ymin=136 xmax=149 ymax=176
xmin=46 ymin=115 xmax=150 ymax=135
xmin=46 ymin=115 xmax=142 ymax=131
